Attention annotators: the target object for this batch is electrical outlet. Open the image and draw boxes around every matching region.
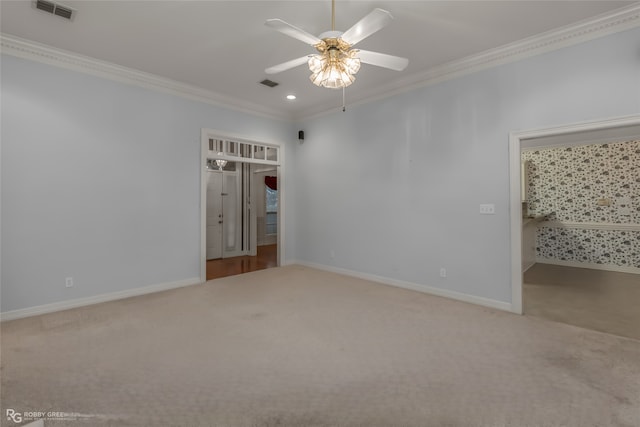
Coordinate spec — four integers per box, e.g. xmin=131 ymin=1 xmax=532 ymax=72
xmin=479 ymin=204 xmax=495 ymax=215
xmin=65 ymin=277 xmax=74 ymax=288
xmin=440 ymin=268 xmax=446 ymax=278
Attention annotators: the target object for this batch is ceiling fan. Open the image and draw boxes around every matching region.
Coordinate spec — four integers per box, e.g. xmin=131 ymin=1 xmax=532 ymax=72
xmin=264 ymin=0 xmax=409 ymax=89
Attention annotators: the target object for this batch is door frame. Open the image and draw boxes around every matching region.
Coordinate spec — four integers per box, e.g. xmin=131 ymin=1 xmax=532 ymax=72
xmin=200 ymin=129 xmax=285 ymax=283
xmin=508 ymin=114 xmax=640 ymax=314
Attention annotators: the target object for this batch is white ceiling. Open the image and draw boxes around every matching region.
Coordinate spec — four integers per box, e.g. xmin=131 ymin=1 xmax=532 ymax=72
xmin=1 ymin=1 xmax=636 ymax=119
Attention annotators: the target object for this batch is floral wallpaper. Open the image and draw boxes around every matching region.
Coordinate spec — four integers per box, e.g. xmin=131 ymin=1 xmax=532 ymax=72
xmin=536 ymin=227 xmax=639 ymax=268
xmin=522 ymin=140 xmax=640 ymax=269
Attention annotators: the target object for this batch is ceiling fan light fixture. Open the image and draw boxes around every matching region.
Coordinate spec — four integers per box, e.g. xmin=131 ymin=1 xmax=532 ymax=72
xmin=308 ymin=54 xmax=325 ymax=74
xmin=344 ymin=50 xmax=361 ymax=74
xmin=308 ymin=49 xmax=360 ymax=89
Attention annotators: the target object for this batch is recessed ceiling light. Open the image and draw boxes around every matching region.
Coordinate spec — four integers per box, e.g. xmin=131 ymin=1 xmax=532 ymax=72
xmin=286 ymin=95 xmax=296 ymax=100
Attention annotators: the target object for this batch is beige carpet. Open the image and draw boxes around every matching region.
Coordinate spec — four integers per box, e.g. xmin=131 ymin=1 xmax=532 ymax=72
xmin=2 ymin=265 xmax=639 ymax=426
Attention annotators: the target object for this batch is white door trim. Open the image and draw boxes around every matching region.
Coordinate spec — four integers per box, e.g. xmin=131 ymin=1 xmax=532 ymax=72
xmin=200 ymin=129 xmax=284 ymax=283
xmin=508 ymin=114 xmax=640 ymax=314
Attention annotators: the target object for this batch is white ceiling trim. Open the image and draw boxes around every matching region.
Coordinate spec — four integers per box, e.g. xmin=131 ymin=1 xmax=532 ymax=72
xmin=2 ymin=3 xmax=639 ymax=122
xmin=298 ymin=3 xmax=640 ymax=120
xmin=0 ymin=33 xmax=291 ymax=121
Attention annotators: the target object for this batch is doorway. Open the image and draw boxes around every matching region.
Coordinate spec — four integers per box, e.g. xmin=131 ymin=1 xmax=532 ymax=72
xmin=520 ymin=135 xmax=640 ymax=340
xmin=206 ymin=159 xmax=255 ymax=261
xmin=200 ymin=130 xmax=284 ymax=283
xmin=206 ymin=161 xmax=244 ymax=260
xmin=508 ymin=114 xmax=640 ymax=319
xmin=205 ymin=161 xmax=279 ymax=280
xmin=254 ymin=166 xmax=278 ymax=247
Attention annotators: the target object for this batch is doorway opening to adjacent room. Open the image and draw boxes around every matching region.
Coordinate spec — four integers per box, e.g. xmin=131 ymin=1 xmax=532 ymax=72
xmin=200 ymin=130 xmax=283 ymax=282
xmin=509 ymin=114 xmax=640 ymax=339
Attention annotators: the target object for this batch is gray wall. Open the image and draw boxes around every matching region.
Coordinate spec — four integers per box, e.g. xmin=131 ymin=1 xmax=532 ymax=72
xmin=292 ymin=27 xmax=640 ymax=304
xmin=2 ymin=27 xmax=639 ymax=313
xmin=1 ymin=55 xmax=294 ymax=312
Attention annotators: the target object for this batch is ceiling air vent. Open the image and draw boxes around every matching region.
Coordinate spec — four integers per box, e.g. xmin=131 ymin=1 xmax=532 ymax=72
xmin=34 ymin=0 xmax=76 ymax=20
xmin=259 ymin=79 xmax=279 ymax=88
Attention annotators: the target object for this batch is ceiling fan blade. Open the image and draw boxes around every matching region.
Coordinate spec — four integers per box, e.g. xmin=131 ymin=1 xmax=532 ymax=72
xmin=265 ymin=19 xmax=322 ymax=46
xmin=357 ymin=50 xmax=409 ymax=71
xmin=341 ymin=9 xmax=393 ymax=47
xmin=265 ymin=56 xmax=311 ymax=75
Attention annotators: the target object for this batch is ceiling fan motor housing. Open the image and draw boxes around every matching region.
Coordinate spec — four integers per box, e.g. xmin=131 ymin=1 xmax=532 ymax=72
xmin=318 ymin=30 xmax=343 ymax=40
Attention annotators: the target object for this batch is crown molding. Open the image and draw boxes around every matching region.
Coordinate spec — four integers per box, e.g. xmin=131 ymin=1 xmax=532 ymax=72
xmin=295 ymin=3 xmax=640 ymax=121
xmin=0 ymin=33 xmax=292 ymax=122
xmin=2 ymin=3 xmax=639 ymax=123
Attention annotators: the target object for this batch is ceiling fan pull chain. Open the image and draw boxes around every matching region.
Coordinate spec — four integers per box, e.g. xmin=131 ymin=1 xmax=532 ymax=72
xmin=342 ymin=86 xmax=346 ymax=112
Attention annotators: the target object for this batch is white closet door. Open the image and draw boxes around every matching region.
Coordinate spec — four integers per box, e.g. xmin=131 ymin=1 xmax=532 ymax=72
xmin=206 ymin=171 xmax=223 ymax=260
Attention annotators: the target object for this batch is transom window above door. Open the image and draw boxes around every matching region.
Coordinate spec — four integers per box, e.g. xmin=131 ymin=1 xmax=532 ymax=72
xmin=209 ymin=139 xmax=279 ymax=165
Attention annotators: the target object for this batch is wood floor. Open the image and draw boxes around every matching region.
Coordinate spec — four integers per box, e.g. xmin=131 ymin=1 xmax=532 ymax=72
xmin=206 ymin=244 xmax=277 ymax=281
xmin=524 ymin=263 xmax=640 ymax=341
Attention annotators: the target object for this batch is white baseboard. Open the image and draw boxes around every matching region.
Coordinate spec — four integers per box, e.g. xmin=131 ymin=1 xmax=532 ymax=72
xmin=292 ymin=260 xmax=513 ymax=313
xmin=0 ymin=277 xmax=202 ymax=322
xmin=535 ymin=258 xmax=640 ymax=274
